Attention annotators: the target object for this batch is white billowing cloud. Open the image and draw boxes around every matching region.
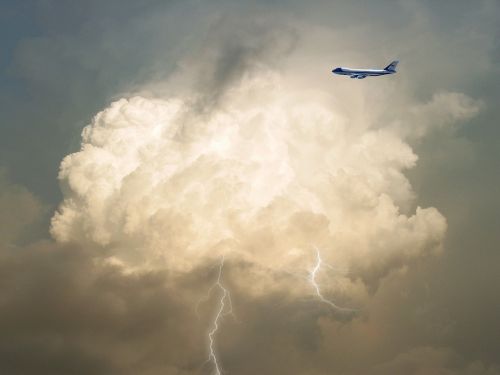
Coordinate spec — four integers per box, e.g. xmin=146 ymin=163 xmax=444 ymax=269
xmin=391 ymin=91 xmax=482 ymax=139
xmin=51 ymin=70 xmax=450 ymax=295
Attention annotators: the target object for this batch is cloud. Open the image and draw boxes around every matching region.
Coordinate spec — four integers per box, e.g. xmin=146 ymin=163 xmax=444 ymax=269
xmin=0 ymin=172 xmax=203 ymax=374
xmin=51 ymin=64 xmax=449 ymax=298
xmin=0 ymin=240 xmax=211 ymax=375
xmin=370 ymin=346 xmax=500 ymax=375
xmin=0 ymin=168 xmax=44 ymax=245
xmin=389 ymin=92 xmax=482 ymax=139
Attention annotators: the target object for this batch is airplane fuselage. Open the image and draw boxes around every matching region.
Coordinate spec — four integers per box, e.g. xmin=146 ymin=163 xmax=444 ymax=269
xmin=333 ymin=68 xmax=393 ymax=76
xmin=332 ymin=61 xmax=399 ymax=79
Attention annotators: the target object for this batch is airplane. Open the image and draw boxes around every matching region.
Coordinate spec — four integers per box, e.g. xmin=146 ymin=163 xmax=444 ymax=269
xmin=332 ymin=60 xmax=399 ymax=79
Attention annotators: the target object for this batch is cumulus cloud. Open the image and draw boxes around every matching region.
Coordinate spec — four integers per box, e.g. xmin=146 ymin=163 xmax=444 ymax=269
xmin=390 ymin=92 xmax=482 ymax=139
xmin=51 ymin=67 xmax=450 ymax=298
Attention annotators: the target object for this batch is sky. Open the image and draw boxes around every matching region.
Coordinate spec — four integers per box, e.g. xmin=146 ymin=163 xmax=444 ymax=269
xmin=0 ymin=1 xmax=499 ymax=374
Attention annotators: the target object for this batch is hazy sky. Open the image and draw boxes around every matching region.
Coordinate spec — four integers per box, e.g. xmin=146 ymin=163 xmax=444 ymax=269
xmin=1 ymin=1 xmax=499 ymax=374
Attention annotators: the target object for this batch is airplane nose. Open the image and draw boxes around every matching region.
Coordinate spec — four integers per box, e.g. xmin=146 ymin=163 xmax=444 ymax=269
xmin=332 ymin=67 xmax=341 ymax=73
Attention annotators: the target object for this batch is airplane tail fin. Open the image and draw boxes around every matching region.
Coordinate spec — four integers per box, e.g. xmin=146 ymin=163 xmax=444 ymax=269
xmin=384 ymin=60 xmax=399 ymax=72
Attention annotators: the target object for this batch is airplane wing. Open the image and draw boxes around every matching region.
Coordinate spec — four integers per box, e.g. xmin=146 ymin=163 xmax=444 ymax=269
xmin=350 ymin=74 xmax=367 ymax=79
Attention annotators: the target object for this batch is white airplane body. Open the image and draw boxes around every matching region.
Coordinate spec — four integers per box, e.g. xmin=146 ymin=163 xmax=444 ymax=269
xmin=332 ymin=60 xmax=399 ymax=79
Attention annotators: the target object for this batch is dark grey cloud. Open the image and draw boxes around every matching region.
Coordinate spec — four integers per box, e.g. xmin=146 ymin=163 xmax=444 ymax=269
xmin=0 ymin=241 xmax=201 ymax=375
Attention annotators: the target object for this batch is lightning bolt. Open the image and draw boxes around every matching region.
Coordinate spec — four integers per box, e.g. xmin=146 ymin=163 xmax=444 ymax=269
xmin=203 ymin=255 xmax=233 ymax=375
xmin=198 ymin=249 xmax=352 ymax=375
xmin=309 ymin=247 xmax=355 ymax=313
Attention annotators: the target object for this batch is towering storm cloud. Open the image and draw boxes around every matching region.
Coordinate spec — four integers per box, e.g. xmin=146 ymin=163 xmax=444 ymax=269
xmin=50 ymin=63 xmax=472 ymax=298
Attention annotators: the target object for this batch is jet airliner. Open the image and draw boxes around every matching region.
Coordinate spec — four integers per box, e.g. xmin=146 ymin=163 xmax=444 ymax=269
xmin=332 ymin=60 xmax=399 ymax=79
